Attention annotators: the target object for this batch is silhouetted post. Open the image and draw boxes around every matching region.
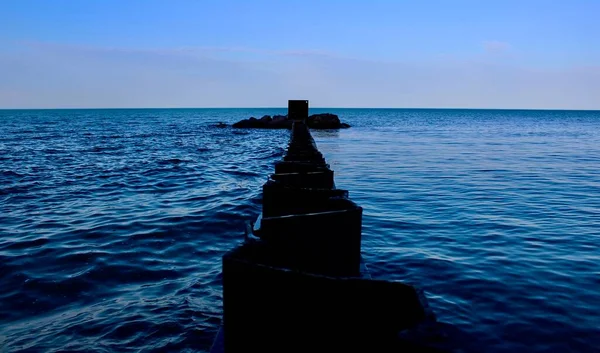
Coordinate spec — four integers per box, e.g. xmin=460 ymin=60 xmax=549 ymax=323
xmin=288 ymin=100 xmax=309 ymax=122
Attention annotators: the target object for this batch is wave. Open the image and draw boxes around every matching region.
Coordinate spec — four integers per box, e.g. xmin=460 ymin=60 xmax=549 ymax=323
xmin=1 ymin=108 xmax=599 ymax=352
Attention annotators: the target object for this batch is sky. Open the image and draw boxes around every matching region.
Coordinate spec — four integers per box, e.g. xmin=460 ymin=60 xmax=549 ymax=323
xmin=1 ymin=0 xmax=599 ymax=109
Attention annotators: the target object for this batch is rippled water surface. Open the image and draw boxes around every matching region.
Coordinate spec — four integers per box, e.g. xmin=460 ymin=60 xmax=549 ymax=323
xmin=1 ymin=108 xmax=599 ymax=352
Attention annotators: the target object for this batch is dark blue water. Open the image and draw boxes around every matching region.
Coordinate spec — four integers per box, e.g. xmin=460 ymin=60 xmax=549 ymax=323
xmin=1 ymin=108 xmax=599 ymax=352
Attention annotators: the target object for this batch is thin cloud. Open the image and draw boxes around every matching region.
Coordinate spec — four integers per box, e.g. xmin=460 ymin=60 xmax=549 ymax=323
xmin=1 ymin=41 xmax=598 ymax=109
xmin=193 ymin=46 xmax=336 ymax=57
xmin=16 ymin=41 xmax=338 ymax=59
xmin=482 ymin=40 xmax=511 ymax=53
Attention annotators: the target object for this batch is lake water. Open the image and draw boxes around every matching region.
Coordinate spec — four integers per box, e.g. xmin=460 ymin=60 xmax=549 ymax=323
xmin=1 ymin=108 xmax=599 ymax=352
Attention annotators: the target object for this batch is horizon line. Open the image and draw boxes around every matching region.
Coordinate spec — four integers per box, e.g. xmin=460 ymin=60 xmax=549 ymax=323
xmin=1 ymin=107 xmax=600 ymax=112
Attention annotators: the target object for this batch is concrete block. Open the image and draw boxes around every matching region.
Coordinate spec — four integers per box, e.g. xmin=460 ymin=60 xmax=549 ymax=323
xmin=262 ymin=180 xmax=349 ymax=217
xmin=258 ymin=198 xmax=362 ymax=276
xmin=270 ymin=170 xmax=334 ymax=189
xmin=274 ymin=161 xmax=330 ymax=174
xmin=222 ymin=241 xmax=427 ymax=352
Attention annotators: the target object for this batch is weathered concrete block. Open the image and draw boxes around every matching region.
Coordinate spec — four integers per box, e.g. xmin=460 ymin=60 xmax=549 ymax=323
xmin=274 ymin=160 xmax=330 ymax=174
xmin=284 ymin=153 xmax=322 ymax=162
xmin=222 ymin=241 xmax=428 ymax=352
xmin=258 ymin=198 xmax=362 ymax=276
xmin=262 ymin=180 xmax=349 ymax=217
xmin=270 ymin=170 xmax=335 ymax=189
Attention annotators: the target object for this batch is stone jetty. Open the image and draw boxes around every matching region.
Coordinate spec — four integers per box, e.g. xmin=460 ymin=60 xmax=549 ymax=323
xmin=211 ymin=100 xmax=463 ymax=353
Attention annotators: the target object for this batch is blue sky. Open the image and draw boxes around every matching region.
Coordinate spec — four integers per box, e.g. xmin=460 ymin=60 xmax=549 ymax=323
xmin=1 ymin=0 xmax=598 ymax=108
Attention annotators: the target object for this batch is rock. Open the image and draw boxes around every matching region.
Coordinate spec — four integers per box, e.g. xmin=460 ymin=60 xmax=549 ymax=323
xmin=259 ymin=115 xmax=272 ymax=123
xmin=269 ymin=115 xmax=290 ymax=128
xmin=233 ymin=116 xmax=267 ymax=128
xmin=214 ymin=122 xmax=228 ymax=128
xmin=233 ymin=113 xmax=348 ymax=129
xmin=267 ymin=116 xmax=293 ymax=129
xmin=233 ymin=115 xmax=291 ymax=129
xmin=307 ymin=113 xmax=348 ymax=129
xmin=232 ymin=119 xmax=252 ymax=128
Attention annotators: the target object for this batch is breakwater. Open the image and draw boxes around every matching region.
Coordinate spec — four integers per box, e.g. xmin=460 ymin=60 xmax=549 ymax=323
xmin=212 ymin=101 xmax=446 ymax=352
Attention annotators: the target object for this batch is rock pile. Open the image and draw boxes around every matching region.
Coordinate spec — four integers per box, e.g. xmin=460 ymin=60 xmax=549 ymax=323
xmin=232 ymin=113 xmax=350 ymax=129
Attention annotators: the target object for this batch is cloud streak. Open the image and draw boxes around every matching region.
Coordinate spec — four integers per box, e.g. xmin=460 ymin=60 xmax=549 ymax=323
xmin=482 ymin=41 xmax=512 ymax=53
xmin=17 ymin=41 xmax=339 ymax=59
xmin=0 ymin=42 xmax=598 ymax=109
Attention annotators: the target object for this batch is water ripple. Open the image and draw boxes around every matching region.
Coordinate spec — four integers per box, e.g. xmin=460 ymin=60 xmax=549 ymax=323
xmin=1 ymin=108 xmax=600 ymax=352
